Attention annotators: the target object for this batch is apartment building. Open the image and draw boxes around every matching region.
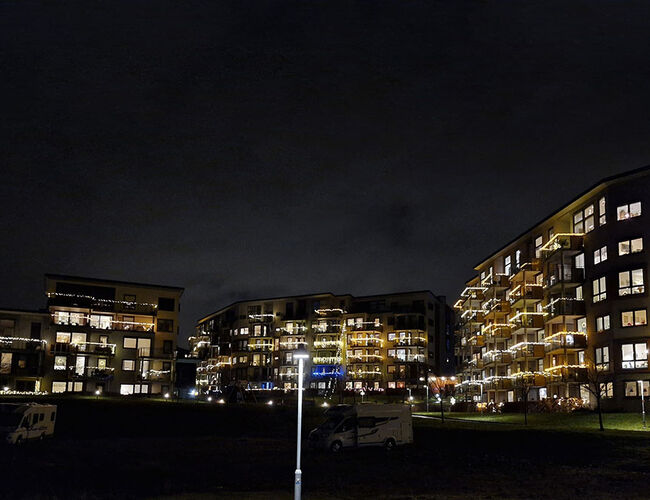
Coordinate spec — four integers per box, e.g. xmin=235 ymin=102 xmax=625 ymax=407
xmin=191 ymin=291 xmax=453 ymax=395
xmin=0 ymin=275 xmax=184 ymax=396
xmin=455 ymin=166 xmax=650 ymax=411
xmin=0 ymin=309 xmax=50 ymax=393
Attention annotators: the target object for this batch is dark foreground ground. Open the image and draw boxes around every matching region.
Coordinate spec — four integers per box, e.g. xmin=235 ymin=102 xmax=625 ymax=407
xmin=2 ymin=397 xmax=650 ymax=499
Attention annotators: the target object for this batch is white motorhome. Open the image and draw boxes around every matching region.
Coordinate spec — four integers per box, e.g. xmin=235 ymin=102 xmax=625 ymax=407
xmin=308 ymin=404 xmax=413 ymax=452
xmin=0 ymin=403 xmax=57 ymax=444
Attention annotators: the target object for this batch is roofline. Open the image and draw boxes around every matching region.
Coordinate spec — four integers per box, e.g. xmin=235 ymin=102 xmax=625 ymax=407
xmin=196 ymin=289 xmax=446 ymax=325
xmin=474 ymin=164 xmax=650 ymax=269
xmin=45 ymin=274 xmax=184 ymax=293
xmin=0 ymin=308 xmax=49 ymax=316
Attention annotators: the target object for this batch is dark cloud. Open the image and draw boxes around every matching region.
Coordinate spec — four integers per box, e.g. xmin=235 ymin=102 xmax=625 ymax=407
xmin=2 ymin=0 xmax=650 ymax=345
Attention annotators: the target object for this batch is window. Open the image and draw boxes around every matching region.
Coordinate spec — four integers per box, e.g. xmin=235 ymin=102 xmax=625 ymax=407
xmin=599 ymin=382 xmax=613 ymax=398
xmin=573 ymin=205 xmax=595 ymax=233
xmin=157 ymin=319 xmax=174 ymax=333
xmin=89 ymin=314 xmax=112 ymax=329
xmin=123 ymin=294 xmax=136 ymax=311
xmin=535 ymin=236 xmax=543 ymax=258
xmin=51 ymin=381 xmax=67 ymax=393
xmin=504 ymin=255 xmax=511 ymax=276
xmin=158 ymin=297 xmax=175 ymax=311
xmin=577 ymin=317 xmax=587 ymax=334
xmin=621 ymin=343 xmax=648 ymax=369
xmin=618 ymin=269 xmax=645 ymax=296
xmin=593 ymin=246 xmax=607 ymax=265
xmin=596 ymin=315 xmax=610 ymax=332
xmin=120 ymin=384 xmax=134 ymax=395
xmin=515 ymin=250 xmax=521 ymax=270
xmin=54 ymin=356 xmax=67 ymax=370
xmin=599 ymin=197 xmax=606 ymax=225
xmin=163 ymin=340 xmax=173 ymax=354
xmin=617 ymin=202 xmax=642 ymax=221
xmin=625 ymin=381 xmax=649 ymax=397
xmin=56 ymin=333 xmax=73 ymax=345
xmin=595 ymin=347 xmax=610 ymax=371
xmin=592 ymin=277 xmax=607 ymax=302
xmin=621 ymin=309 xmax=647 ymax=327
xmin=122 ymin=359 xmax=135 ymax=371
xmin=123 ymin=337 xmax=137 ymax=349
xmin=576 ymin=286 xmax=583 ymax=300
xmin=575 ymin=253 xmax=585 ymax=269
xmin=619 ymin=238 xmax=643 ymax=256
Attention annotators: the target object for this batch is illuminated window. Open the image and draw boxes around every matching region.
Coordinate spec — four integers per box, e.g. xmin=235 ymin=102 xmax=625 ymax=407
xmin=504 ymin=255 xmax=511 ymax=276
xmin=599 ymin=197 xmax=606 ymax=225
xmin=596 ymin=315 xmax=610 ymax=332
xmin=625 ymin=381 xmax=649 ymax=397
xmin=617 ymin=202 xmax=642 ymax=220
xmin=535 ymin=236 xmax=543 ymax=258
xmin=122 ymin=359 xmax=135 ymax=371
xmin=573 ymin=204 xmax=595 ymax=233
xmin=574 ymin=253 xmax=585 ymax=269
xmin=56 ymin=332 xmax=71 ymax=343
xmin=621 ymin=309 xmax=647 ymax=327
xmin=123 ymin=337 xmax=137 ymax=349
xmin=621 ymin=343 xmax=648 ymax=369
xmin=576 ymin=286 xmax=583 ymax=300
xmin=600 ymin=382 xmax=613 ymax=398
xmin=593 ymin=246 xmax=607 ymax=265
xmin=54 ymin=355 xmax=67 ymax=370
xmin=89 ymin=314 xmax=112 ymax=329
xmin=618 ymin=237 xmax=643 ymax=256
xmin=52 ymin=381 xmax=67 ymax=393
xmin=618 ymin=269 xmax=645 ymax=296
xmin=592 ymin=277 xmax=607 ymax=303
xmin=120 ymin=384 xmax=134 ymax=395
xmin=595 ymin=347 xmax=610 ymax=371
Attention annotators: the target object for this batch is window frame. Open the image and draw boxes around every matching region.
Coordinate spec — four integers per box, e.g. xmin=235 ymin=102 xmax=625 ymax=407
xmin=621 ymin=309 xmax=648 ymax=328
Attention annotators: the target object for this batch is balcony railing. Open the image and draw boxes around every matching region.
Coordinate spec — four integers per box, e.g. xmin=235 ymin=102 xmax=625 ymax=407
xmin=0 ymin=337 xmax=47 ymax=352
xmin=313 ymin=340 xmax=342 ymax=349
xmin=545 ymin=268 xmax=585 ymax=288
xmin=348 ymin=337 xmax=383 ymax=347
xmin=544 ymin=332 xmax=587 ymax=352
xmin=52 ymin=342 xmax=116 ymax=356
xmin=545 ymin=299 xmax=586 ymax=319
xmin=345 ymin=323 xmax=383 ymax=332
xmin=391 ymin=337 xmax=427 ymax=347
xmin=138 ymin=369 xmax=172 ymax=382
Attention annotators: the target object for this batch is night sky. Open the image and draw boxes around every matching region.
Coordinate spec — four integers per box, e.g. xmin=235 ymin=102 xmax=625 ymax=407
xmin=2 ymin=0 xmax=650 ymax=345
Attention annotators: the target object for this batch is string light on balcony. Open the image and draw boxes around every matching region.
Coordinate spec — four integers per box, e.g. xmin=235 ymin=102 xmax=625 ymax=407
xmin=0 ymin=336 xmax=47 ymax=344
xmin=314 ymin=308 xmax=347 ymax=316
xmin=47 ymin=292 xmax=158 ymax=309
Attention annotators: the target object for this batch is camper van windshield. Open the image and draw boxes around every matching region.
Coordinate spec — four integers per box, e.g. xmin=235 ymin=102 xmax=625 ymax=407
xmin=319 ymin=415 xmax=344 ymax=432
xmin=0 ymin=412 xmax=22 ymax=427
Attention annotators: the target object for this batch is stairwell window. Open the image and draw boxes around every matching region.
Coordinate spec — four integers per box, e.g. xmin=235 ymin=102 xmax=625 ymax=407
xmin=594 ymin=246 xmax=608 ymax=265
xmin=599 ymin=197 xmax=607 ymax=225
xmin=595 ymin=347 xmax=609 ymax=371
xmin=592 ymin=276 xmax=607 ymax=303
xmin=535 ymin=236 xmax=543 ymax=258
xmin=621 ymin=343 xmax=648 ymax=369
xmin=600 ymin=382 xmax=613 ymax=397
xmin=618 ymin=238 xmax=643 ymax=256
xmin=574 ymin=205 xmax=595 ymax=233
xmin=618 ymin=269 xmax=645 ymax=296
xmin=596 ymin=314 xmax=610 ymax=332
xmin=617 ymin=202 xmax=642 ymax=220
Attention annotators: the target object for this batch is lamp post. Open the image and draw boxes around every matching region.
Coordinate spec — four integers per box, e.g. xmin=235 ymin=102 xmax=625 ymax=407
xmin=638 ymin=380 xmax=646 ymax=428
xmin=420 ymin=377 xmax=429 ymax=413
xmin=293 ymin=346 xmax=310 ymax=500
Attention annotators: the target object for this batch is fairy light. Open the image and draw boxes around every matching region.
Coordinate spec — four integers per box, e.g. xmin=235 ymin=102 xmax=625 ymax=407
xmin=314 ymin=308 xmax=347 ymax=316
xmin=47 ymin=292 xmax=158 ymax=308
xmin=313 ymin=340 xmax=342 ymax=348
xmin=0 ymin=336 xmax=47 ymax=344
xmin=538 ymin=232 xmax=585 ymax=253
xmin=312 ymin=356 xmax=342 ymax=364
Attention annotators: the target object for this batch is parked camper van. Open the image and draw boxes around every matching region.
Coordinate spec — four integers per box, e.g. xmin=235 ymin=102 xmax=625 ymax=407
xmin=308 ymin=404 xmax=413 ymax=452
xmin=0 ymin=403 xmax=57 ymax=444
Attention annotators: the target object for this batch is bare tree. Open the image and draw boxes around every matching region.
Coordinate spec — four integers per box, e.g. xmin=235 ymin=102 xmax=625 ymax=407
xmin=582 ymin=351 xmax=608 ymax=432
xmin=513 ymin=374 xmax=534 ymax=425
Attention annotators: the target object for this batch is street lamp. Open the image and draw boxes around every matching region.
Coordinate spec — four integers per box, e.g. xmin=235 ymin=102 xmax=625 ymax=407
xmin=293 ymin=346 xmax=310 ymax=500
xmin=360 ymin=390 xmax=365 ymax=403
xmin=638 ymin=380 xmax=646 ymax=428
xmin=420 ymin=377 xmax=430 ymax=413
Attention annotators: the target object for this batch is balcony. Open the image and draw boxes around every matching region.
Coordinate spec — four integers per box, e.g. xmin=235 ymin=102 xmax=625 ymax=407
xmin=348 ymin=336 xmax=383 ymax=348
xmin=0 ymin=337 xmax=47 ymax=352
xmin=52 ymin=342 xmax=116 ymax=356
xmin=347 ymin=353 xmax=383 ymax=363
xmin=312 ymin=324 xmax=341 ymax=334
xmin=545 ymin=268 xmax=585 ymax=290
xmin=509 ymin=313 xmax=545 ymax=332
xmin=508 ymin=285 xmax=544 ymax=307
xmin=312 ymin=356 xmax=342 ymax=364
xmin=138 ymin=369 xmax=172 ymax=382
xmin=482 ymin=274 xmax=510 ymax=290
xmin=389 ymin=354 xmax=425 ymax=364
xmin=510 ymin=343 xmax=545 ymax=361
xmin=540 ymin=234 xmax=584 ymax=258
xmin=484 ymin=300 xmax=511 ymax=320
xmin=345 ymin=322 xmax=383 ymax=333
xmin=313 ymin=339 xmax=342 ymax=349
xmin=544 ymin=299 xmax=586 ymax=322
xmin=391 ymin=336 xmax=427 ymax=347
xmin=278 ymin=340 xmax=307 ymax=350
xmin=482 ymin=324 xmax=512 ymax=340
xmin=348 ymin=370 xmax=382 ymax=380
xmin=137 ymin=348 xmax=175 ymax=360
xmin=544 ymin=332 xmax=587 ymax=353
xmin=544 ymin=365 xmax=588 ymax=382
xmin=47 ymin=293 xmax=158 ymax=315
xmin=80 ymin=366 xmax=115 ymax=379
xmin=483 ymin=351 xmax=512 ymax=366
xmin=484 ymin=378 xmax=513 ymax=391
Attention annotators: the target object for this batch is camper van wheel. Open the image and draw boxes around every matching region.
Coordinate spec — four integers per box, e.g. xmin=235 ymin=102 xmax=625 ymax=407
xmin=330 ymin=441 xmax=342 ymax=453
xmin=384 ymin=438 xmax=396 ymax=451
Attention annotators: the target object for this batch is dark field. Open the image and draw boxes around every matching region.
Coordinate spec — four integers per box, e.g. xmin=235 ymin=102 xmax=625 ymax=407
xmin=2 ymin=397 xmax=650 ymax=499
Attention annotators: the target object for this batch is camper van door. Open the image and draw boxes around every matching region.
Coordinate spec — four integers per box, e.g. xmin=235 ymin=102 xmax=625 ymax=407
xmin=335 ymin=416 xmax=357 ymax=448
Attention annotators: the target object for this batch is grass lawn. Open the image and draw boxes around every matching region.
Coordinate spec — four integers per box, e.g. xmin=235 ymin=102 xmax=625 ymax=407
xmin=2 ymin=397 xmax=650 ymax=499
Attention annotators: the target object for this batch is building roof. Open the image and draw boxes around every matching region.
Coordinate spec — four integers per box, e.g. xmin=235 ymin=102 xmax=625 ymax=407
xmin=474 ymin=164 xmax=650 ymax=269
xmin=45 ymin=274 xmax=184 ymax=293
xmin=197 ymin=289 xmax=444 ymax=325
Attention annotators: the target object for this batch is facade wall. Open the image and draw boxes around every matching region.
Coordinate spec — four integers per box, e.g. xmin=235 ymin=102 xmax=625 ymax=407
xmin=455 ymin=167 xmax=650 ymax=411
xmin=191 ymin=291 xmax=452 ymax=395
